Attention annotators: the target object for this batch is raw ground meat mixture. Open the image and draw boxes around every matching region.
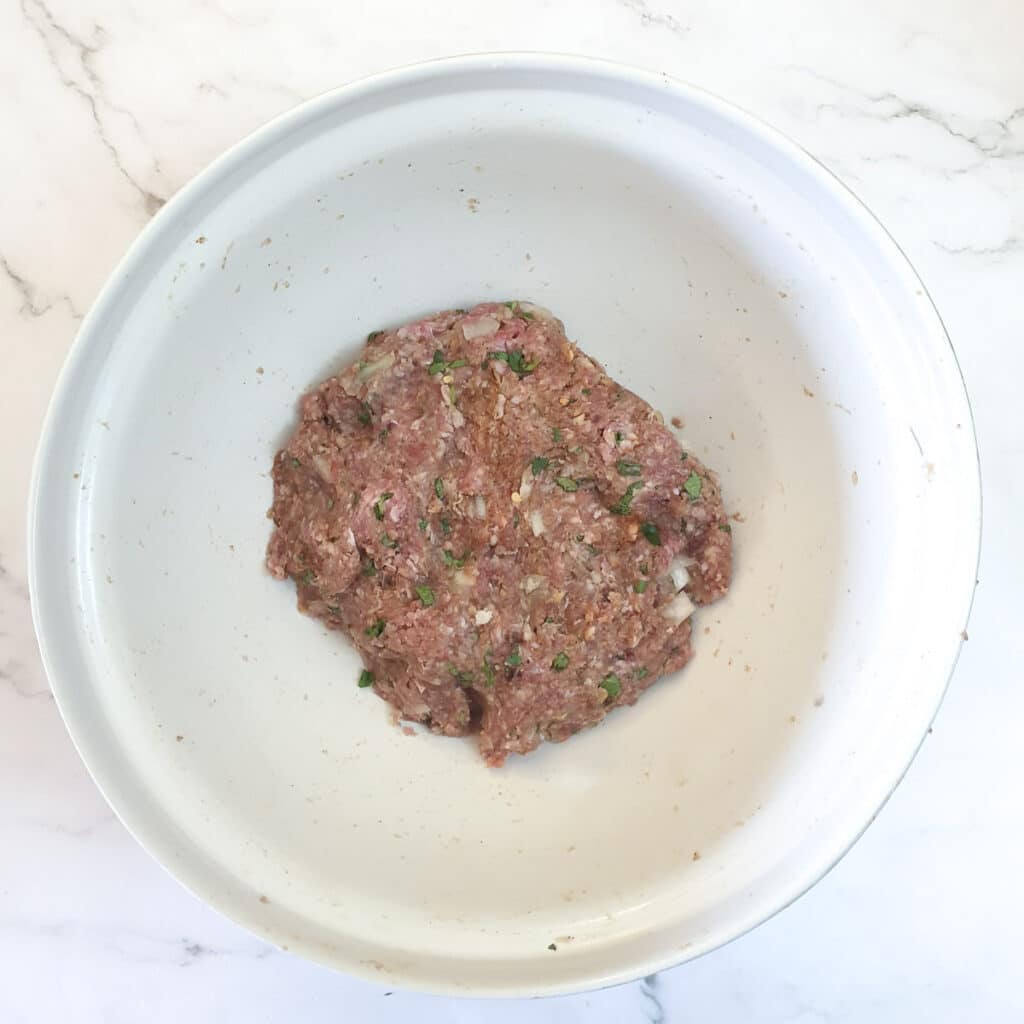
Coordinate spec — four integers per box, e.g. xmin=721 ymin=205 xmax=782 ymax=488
xmin=266 ymin=302 xmax=732 ymax=765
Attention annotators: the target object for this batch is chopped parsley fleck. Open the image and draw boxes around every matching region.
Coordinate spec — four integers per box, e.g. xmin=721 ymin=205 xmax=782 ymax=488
xmin=616 ymin=459 xmax=642 ymax=477
xmin=357 ymin=403 xmax=372 ymax=426
xmin=415 ymin=584 xmax=435 ymax=607
xmin=358 ymin=669 xmax=374 ymax=687
xmin=298 ymin=569 xmax=316 ymax=585
xmin=365 ymin=618 xmax=386 ymax=638
xmin=434 ymin=477 xmax=445 ymax=500
xmin=680 ymin=451 xmax=688 ymax=462
xmin=610 ymin=480 xmax=644 ymax=515
xmin=684 ymin=472 xmax=703 ymax=500
xmin=634 ymin=580 xmax=648 ymax=593
xmin=417 ymin=518 xmax=428 ymax=532
xmin=582 ymin=387 xmax=591 ymax=396
xmin=505 ymin=647 xmax=522 ymax=668
xmin=639 ymin=562 xmax=649 ymax=575
xmin=633 ymin=667 xmax=649 ymax=679
xmin=487 ymin=350 xmax=540 ymax=377
xmin=289 ymin=456 xmax=302 ymax=469
xmin=361 ymin=558 xmax=377 ymax=577
xmin=440 ymin=517 xmax=451 ymax=536
xmin=640 ymin=521 xmax=662 ymax=546
xmin=542 ymin=615 xmax=555 ymax=624
xmin=614 ymin=431 xmax=624 ymax=446
xmin=551 ymin=652 xmax=570 ymax=671
xmin=530 ymin=456 xmax=550 ymax=476
xmin=719 ymin=522 xmax=733 ymax=533
xmin=449 ymin=665 xmax=474 ymax=686
xmin=552 ymin=427 xmax=563 ymax=442
xmin=381 ymin=532 xmax=398 ymax=549
xmin=504 ymin=300 xmax=534 ymax=320
xmin=373 ymin=492 xmax=393 ymax=520
xmin=326 ymin=604 xmax=342 ymax=615
xmin=555 ymin=477 xmax=579 ymax=492
xmin=367 ymin=330 xmax=383 ymax=342
xmin=482 ymin=655 xmax=496 ymax=687
xmin=442 ymin=549 xmax=466 ymax=569
xmin=600 ymin=674 xmax=621 ymax=699
xmin=446 ymin=358 xmax=468 ymax=370
xmin=427 ymin=350 xmax=447 ymax=375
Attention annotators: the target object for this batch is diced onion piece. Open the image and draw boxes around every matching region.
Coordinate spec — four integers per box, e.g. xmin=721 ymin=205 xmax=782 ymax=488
xmin=668 ymin=557 xmax=691 ymax=593
xmin=517 ymin=301 xmax=552 ymax=320
xmin=473 ymin=494 xmax=487 ymax=518
xmin=661 ymin=592 xmax=696 ymax=624
xmin=453 ymin=568 xmax=477 ymax=590
xmin=462 ymin=315 xmax=500 ymax=340
xmin=312 ymin=453 xmax=333 ymax=481
xmin=475 ymin=608 xmax=494 ymax=626
xmin=356 ymin=351 xmax=395 ymax=382
xmin=518 ymin=466 xmax=534 ymax=500
xmin=523 ymin=574 xmax=546 ymax=594
xmin=529 ymin=509 xmax=546 ymax=536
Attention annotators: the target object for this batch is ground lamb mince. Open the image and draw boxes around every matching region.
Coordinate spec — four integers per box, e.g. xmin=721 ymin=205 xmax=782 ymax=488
xmin=266 ymin=302 xmax=732 ymax=766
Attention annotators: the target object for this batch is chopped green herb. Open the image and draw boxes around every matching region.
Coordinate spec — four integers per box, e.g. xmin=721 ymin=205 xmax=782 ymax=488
xmin=299 ymin=569 xmax=316 ymax=586
xmin=417 ymin=518 xmax=428 ymax=532
xmin=679 ymin=452 xmax=688 ymax=462
xmin=640 ymin=521 xmax=662 ymax=546
xmin=684 ymin=472 xmax=703 ymax=500
xmin=427 ymin=350 xmax=447 ymax=375
xmin=326 ymin=604 xmax=342 ymax=615
xmin=551 ymin=652 xmax=570 ymax=671
xmin=381 ymin=533 xmax=398 ymax=549
xmin=442 ymin=549 xmax=466 ymax=569
xmin=365 ymin=618 xmax=386 ymax=638
xmin=552 ymin=427 xmax=563 ymax=442
xmin=582 ymin=387 xmax=591 ymax=396
xmin=634 ymin=580 xmax=648 ymax=593
xmin=449 ymin=665 xmax=474 ymax=686
xmin=614 ymin=431 xmax=624 ymax=446
xmin=505 ymin=647 xmax=522 ymax=668
xmin=415 ymin=584 xmax=435 ymax=607
xmin=358 ymin=669 xmax=374 ymax=688
xmin=639 ymin=562 xmax=649 ymax=575
xmin=440 ymin=517 xmax=451 ymax=536
xmin=357 ymin=403 xmax=372 ymax=426
xmin=367 ymin=330 xmax=383 ymax=342
xmin=482 ymin=655 xmax=496 ymax=687
xmin=289 ymin=457 xmax=302 ymax=469
xmin=555 ymin=477 xmax=579 ymax=493
xmin=542 ymin=615 xmax=555 ymax=624
xmin=326 ymin=497 xmax=335 ymax=510
xmin=434 ymin=478 xmax=445 ymax=501
xmin=600 ymin=674 xmax=621 ymax=699
xmin=373 ymin=491 xmax=393 ymax=520
xmin=530 ymin=456 xmax=550 ymax=476
xmin=487 ymin=350 xmax=540 ymax=377
xmin=361 ymin=558 xmax=377 ymax=577
xmin=610 ymin=480 xmax=644 ymax=515
xmin=616 ymin=459 xmax=643 ymax=477
xmin=719 ymin=522 xmax=733 ymax=533
xmin=633 ymin=666 xmax=649 ymax=679
xmin=446 ymin=358 xmax=468 ymax=370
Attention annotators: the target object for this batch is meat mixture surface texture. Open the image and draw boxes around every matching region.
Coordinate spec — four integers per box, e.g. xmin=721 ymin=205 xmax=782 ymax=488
xmin=266 ymin=302 xmax=732 ymax=765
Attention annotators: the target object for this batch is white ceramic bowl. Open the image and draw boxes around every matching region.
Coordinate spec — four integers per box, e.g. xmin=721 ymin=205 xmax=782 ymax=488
xmin=29 ymin=55 xmax=979 ymax=996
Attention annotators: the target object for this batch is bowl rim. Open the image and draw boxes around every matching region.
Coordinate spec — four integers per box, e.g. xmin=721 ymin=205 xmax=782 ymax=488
xmin=27 ymin=51 xmax=982 ymax=997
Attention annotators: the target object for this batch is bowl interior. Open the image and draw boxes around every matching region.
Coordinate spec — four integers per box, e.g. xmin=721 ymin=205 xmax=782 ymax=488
xmin=32 ymin=58 xmax=978 ymax=995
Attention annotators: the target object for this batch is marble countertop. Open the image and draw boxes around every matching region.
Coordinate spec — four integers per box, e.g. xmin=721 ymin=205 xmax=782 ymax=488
xmin=2 ymin=1 xmax=1021 ymax=1020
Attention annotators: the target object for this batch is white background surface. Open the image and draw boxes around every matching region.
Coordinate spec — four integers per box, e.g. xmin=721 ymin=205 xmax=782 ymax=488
xmin=1 ymin=1 xmax=1020 ymax=1021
